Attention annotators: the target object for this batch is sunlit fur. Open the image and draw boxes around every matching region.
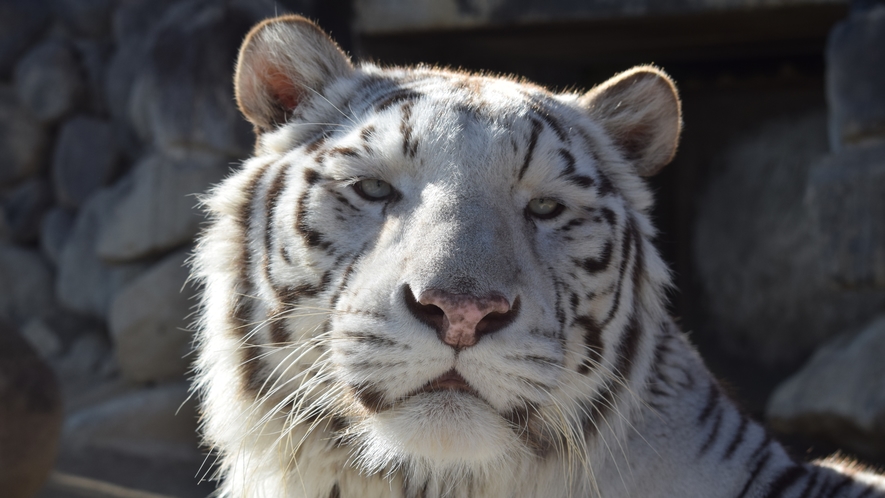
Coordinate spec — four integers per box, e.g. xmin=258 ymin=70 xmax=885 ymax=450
xmin=191 ymin=16 xmax=885 ymax=498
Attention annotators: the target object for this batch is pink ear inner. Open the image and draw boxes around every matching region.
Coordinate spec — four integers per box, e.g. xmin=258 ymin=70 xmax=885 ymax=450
xmin=263 ymin=69 xmax=302 ymax=111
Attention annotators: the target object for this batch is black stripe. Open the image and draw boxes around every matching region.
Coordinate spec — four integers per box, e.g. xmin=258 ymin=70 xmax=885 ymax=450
xmin=577 ymin=240 xmax=614 ymax=274
xmin=796 ymin=471 xmax=819 ymax=497
xmin=856 ymin=486 xmax=878 ymax=498
xmin=530 ymin=101 xmax=568 ymax=142
xmin=600 ymin=219 xmax=634 ymax=328
xmin=295 ymin=169 xmax=332 ymax=250
xmin=723 ymin=415 xmax=749 ymax=460
xmin=233 ymin=163 xmax=273 ymax=393
xmin=517 ymin=119 xmax=543 ymax=180
xmin=558 ymin=148 xmax=576 ymax=175
xmin=374 ymin=88 xmax=423 ymax=111
xmin=613 ymin=312 xmax=642 ymax=383
xmin=760 ymin=465 xmax=806 ymax=498
xmin=698 ymin=405 xmax=724 ymax=455
xmin=822 ymin=475 xmax=853 ymax=497
xmin=400 ymin=100 xmax=418 ymax=158
xmin=736 ymin=450 xmax=773 ymax=498
xmin=568 ymin=174 xmax=596 ymax=188
xmin=574 ymin=314 xmax=603 ymax=375
xmin=698 ymin=383 xmax=720 ymax=423
xmin=599 ymin=208 xmax=617 ymax=227
xmin=629 ymin=221 xmax=645 ymax=291
xmin=263 ymin=164 xmax=290 ymax=279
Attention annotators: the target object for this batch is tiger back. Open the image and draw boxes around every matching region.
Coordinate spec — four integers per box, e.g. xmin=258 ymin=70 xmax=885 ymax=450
xmin=191 ymin=15 xmax=885 ymax=498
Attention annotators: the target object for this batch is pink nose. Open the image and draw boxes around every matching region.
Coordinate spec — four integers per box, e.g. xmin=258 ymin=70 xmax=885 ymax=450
xmin=407 ymin=288 xmax=517 ymax=349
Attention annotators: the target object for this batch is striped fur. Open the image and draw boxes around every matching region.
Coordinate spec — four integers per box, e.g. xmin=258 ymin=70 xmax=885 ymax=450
xmin=190 ymin=15 xmax=885 ymax=498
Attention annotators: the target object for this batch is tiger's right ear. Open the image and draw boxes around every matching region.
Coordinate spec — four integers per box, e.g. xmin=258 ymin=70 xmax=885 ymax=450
xmin=235 ymin=15 xmax=354 ymax=131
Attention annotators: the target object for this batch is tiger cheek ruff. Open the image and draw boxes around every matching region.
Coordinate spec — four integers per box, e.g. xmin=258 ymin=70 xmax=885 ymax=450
xmin=190 ymin=15 xmax=885 ymax=498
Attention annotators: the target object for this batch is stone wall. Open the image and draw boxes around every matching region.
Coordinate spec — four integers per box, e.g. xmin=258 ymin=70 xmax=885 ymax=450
xmin=764 ymin=3 xmax=885 ymax=460
xmin=0 ymin=0 xmax=883 ymax=495
xmin=0 ymin=0 xmax=313 ymax=495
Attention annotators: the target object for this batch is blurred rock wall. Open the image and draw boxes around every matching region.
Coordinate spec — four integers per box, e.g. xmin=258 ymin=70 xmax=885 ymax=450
xmin=0 ymin=0 xmax=312 ymax=495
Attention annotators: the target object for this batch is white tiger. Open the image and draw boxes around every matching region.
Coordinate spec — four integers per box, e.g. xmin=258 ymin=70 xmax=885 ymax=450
xmin=190 ymin=14 xmax=885 ymax=498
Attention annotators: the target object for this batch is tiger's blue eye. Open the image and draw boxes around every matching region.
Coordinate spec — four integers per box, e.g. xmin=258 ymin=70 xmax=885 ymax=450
xmin=527 ymin=198 xmax=564 ymax=219
xmin=355 ymin=179 xmax=393 ymax=200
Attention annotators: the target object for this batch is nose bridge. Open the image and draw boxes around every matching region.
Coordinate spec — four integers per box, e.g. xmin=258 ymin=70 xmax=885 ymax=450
xmin=405 ymin=191 xmax=518 ymax=297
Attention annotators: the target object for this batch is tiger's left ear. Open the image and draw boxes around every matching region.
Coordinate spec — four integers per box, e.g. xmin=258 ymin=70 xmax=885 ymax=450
xmin=578 ymin=66 xmax=682 ymax=177
xmin=235 ymin=15 xmax=354 ymax=132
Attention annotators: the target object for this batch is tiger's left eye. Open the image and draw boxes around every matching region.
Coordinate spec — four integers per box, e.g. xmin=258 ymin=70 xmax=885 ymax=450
xmin=526 ymin=198 xmax=564 ymax=219
xmin=355 ymin=179 xmax=393 ymax=200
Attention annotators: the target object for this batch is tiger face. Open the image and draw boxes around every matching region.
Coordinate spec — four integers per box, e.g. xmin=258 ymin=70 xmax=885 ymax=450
xmin=195 ymin=14 xmax=681 ymax=487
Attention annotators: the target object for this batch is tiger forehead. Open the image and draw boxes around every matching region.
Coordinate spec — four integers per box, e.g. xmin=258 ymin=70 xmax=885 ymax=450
xmin=351 ymin=70 xmax=560 ymax=121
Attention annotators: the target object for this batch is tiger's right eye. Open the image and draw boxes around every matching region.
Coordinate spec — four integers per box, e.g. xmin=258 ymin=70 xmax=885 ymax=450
xmin=354 ymin=178 xmax=393 ymax=200
xmin=526 ymin=197 xmax=564 ymax=219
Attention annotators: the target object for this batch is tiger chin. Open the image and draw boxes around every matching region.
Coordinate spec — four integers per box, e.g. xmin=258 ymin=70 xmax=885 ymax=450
xmin=190 ymin=14 xmax=885 ymax=498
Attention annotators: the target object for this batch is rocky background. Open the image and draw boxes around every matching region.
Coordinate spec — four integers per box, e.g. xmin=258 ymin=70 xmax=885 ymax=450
xmin=0 ymin=0 xmax=882 ymax=497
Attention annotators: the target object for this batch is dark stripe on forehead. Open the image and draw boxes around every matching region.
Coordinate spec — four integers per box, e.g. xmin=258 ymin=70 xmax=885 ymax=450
xmin=558 ymin=149 xmax=576 ymax=175
xmin=517 ymin=118 xmax=543 ymax=181
xmin=374 ymin=88 xmax=424 ymax=111
xmin=529 ymin=100 xmax=568 ymax=143
xmin=401 ymin=100 xmax=418 ymax=158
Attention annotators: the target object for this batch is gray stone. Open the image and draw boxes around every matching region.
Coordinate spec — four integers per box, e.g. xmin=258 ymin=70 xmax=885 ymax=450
xmin=73 ymin=39 xmax=113 ymax=115
xmin=20 ymin=317 xmax=63 ymax=360
xmin=52 ymin=116 xmax=120 ymax=208
xmin=0 ymin=0 xmax=51 ymax=77
xmin=14 ymin=39 xmax=86 ymax=124
xmin=36 ymin=306 xmax=106 ymax=351
xmin=103 ymin=35 xmax=147 ymax=125
xmin=0 ymin=244 xmax=54 ymax=326
xmin=827 ymin=5 xmax=885 ymax=150
xmin=112 ymin=0 xmax=179 ymax=42
xmin=806 ymin=141 xmax=885 ymax=288
xmin=39 ymin=207 xmax=75 ymax=266
xmin=56 ymin=182 xmax=150 ymax=319
xmin=126 ymin=0 xmax=259 ymax=157
xmin=694 ymin=112 xmax=885 ymax=368
xmin=0 ymin=85 xmax=47 ymax=188
xmin=63 ymin=382 xmax=200 ymax=462
xmin=767 ymin=314 xmax=885 ymax=458
xmin=0 ymin=320 xmax=62 ymax=498
xmin=104 ymin=0 xmax=178 ymax=124
xmin=109 ymin=249 xmax=195 ymax=383
xmin=55 ymin=332 xmax=112 ymax=379
xmin=1 ymin=177 xmax=52 ymax=243
xmin=0 ymin=213 xmax=8 ymax=243
xmin=97 ymin=150 xmax=229 ymax=262
xmin=55 ymin=0 xmax=114 ymax=38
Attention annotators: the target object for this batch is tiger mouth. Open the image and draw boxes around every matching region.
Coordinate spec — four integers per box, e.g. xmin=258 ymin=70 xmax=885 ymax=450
xmin=414 ymin=369 xmax=477 ymax=396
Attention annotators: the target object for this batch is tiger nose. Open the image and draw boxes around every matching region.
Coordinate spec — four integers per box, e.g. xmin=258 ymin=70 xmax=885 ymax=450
xmin=404 ymin=286 xmax=519 ymax=349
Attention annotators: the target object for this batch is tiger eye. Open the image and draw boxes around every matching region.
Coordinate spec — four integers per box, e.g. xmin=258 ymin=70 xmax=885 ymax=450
xmin=527 ymin=198 xmax=564 ymax=219
xmin=355 ymin=179 xmax=393 ymax=200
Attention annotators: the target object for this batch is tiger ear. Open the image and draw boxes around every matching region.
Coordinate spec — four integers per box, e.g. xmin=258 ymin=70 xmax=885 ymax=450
xmin=235 ymin=15 xmax=354 ymax=131
xmin=578 ymin=66 xmax=682 ymax=177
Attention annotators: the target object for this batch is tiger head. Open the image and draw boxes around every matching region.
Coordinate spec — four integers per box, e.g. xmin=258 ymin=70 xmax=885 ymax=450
xmin=196 ymin=14 xmax=681 ymax=483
